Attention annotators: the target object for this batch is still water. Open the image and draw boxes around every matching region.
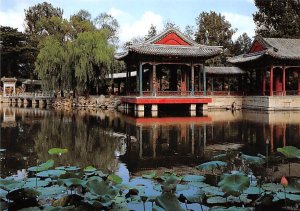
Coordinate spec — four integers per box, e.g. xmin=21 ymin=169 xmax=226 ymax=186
xmin=1 ymin=106 xmax=300 ymax=180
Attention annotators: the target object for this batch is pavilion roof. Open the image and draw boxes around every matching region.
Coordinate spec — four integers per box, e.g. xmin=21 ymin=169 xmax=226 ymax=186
xmin=116 ymin=28 xmax=222 ymax=60
xmin=228 ymin=36 xmax=300 ymax=64
xmin=205 ymin=66 xmax=246 ymax=75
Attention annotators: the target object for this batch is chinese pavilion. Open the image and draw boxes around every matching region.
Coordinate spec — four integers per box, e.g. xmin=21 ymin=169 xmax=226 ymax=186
xmin=228 ymin=36 xmax=300 ymax=96
xmin=115 ymin=28 xmax=222 ymax=116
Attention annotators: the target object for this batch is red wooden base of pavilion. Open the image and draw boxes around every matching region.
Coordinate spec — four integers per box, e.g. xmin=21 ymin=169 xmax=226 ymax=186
xmin=121 ymin=96 xmax=212 ymax=117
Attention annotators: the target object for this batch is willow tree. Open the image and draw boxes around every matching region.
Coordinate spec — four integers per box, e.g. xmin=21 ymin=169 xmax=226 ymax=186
xmin=35 ymin=36 xmax=66 ymax=91
xmin=70 ymin=30 xmax=115 ymax=94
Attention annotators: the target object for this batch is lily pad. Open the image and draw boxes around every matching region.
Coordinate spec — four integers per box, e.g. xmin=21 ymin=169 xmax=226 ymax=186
xmin=273 ymin=192 xmax=300 ymax=202
xmin=207 ymin=196 xmax=227 ymax=204
xmin=28 ymin=160 xmax=54 ymax=172
xmin=48 ymin=148 xmax=68 ymax=155
xmin=142 ymin=171 xmax=156 ymax=179
xmin=58 ymin=178 xmax=86 ymax=187
xmin=244 ymin=186 xmax=262 ymax=195
xmin=202 ymin=186 xmax=224 ymax=196
xmin=277 ymin=146 xmax=300 ymax=159
xmin=218 ymin=173 xmax=250 ymax=197
xmin=182 ymin=175 xmax=205 ymax=182
xmin=84 ymin=166 xmax=97 ymax=172
xmin=154 ymin=184 xmax=189 ymax=192
xmin=23 ymin=180 xmax=49 ymax=188
xmin=188 ymin=181 xmax=210 ymax=188
xmin=37 ymin=185 xmax=67 ymax=197
xmin=262 ymin=183 xmax=283 ymax=192
xmin=241 ymin=154 xmax=265 ymax=165
xmin=86 ymin=179 xmax=118 ymax=197
xmin=0 ymin=179 xmax=25 ymax=191
xmin=108 ymin=174 xmax=122 ymax=184
xmin=155 ymin=192 xmax=185 ymax=211
xmin=37 ymin=170 xmax=66 ymax=178
xmin=160 ymin=171 xmax=182 ymax=181
xmin=196 ymin=161 xmax=227 ymax=171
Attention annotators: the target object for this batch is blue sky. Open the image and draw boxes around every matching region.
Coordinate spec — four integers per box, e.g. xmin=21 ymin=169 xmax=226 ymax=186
xmin=0 ymin=0 xmax=257 ymax=43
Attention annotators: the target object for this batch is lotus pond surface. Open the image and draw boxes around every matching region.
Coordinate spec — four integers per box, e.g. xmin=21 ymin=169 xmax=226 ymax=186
xmin=1 ymin=106 xmax=300 ymax=210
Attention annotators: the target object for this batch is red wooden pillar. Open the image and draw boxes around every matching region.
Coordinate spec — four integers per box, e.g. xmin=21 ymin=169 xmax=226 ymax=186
xmin=152 ymin=64 xmax=157 ymax=96
xmin=298 ymin=72 xmax=300 ymax=95
xmin=282 ymin=65 xmax=286 ymax=96
xmin=270 ymin=66 xmax=274 ymax=96
xmin=191 ymin=64 xmax=195 ymax=95
xmin=262 ymin=71 xmax=266 ymax=96
xmin=181 ymin=68 xmax=187 ymax=95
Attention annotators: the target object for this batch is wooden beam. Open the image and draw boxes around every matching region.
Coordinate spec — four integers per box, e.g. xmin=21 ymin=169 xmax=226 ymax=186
xmin=191 ymin=64 xmax=195 ymax=95
xmin=283 ymin=65 xmax=286 ymax=96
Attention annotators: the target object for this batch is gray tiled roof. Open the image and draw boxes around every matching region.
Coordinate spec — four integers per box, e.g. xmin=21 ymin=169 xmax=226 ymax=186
xmin=205 ymin=66 xmax=246 ymax=75
xmin=116 ymin=28 xmax=222 ymax=60
xmin=228 ymin=36 xmax=300 ymax=64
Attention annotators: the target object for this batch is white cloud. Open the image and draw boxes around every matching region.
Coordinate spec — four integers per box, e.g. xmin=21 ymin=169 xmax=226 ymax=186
xmin=223 ymin=12 xmax=255 ymax=40
xmin=0 ymin=9 xmax=24 ymax=31
xmin=116 ymin=10 xmax=164 ymax=44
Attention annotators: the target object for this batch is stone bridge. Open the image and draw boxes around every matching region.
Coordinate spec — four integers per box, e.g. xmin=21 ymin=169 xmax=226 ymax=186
xmin=3 ymin=92 xmax=54 ymax=107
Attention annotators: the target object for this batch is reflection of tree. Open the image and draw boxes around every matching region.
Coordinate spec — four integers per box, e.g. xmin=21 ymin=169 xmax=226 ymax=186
xmin=34 ymin=112 xmax=122 ymax=172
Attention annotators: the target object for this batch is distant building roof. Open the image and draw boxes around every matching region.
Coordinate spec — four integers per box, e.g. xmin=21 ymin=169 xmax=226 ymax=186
xmin=228 ymin=36 xmax=300 ymax=65
xmin=205 ymin=66 xmax=246 ymax=75
xmin=1 ymin=77 xmax=17 ymax=83
xmin=116 ymin=28 xmax=222 ymax=60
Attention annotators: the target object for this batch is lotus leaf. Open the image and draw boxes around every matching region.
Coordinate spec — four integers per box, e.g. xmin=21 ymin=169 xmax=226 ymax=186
xmin=286 ymin=179 xmax=300 ymax=193
xmin=207 ymin=196 xmax=227 ymax=204
xmin=160 ymin=171 xmax=182 ymax=181
xmin=86 ymin=179 xmax=118 ymax=197
xmin=262 ymin=183 xmax=283 ymax=192
xmin=0 ymin=188 xmax=8 ymax=198
xmin=95 ymin=170 xmax=108 ymax=177
xmin=188 ymin=181 xmax=210 ymax=188
xmin=273 ymin=192 xmax=300 ymax=202
xmin=178 ymin=188 xmax=205 ymax=203
xmin=37 ymin=170 xmax=66 ymax=178
xmin=23 ymin=180 xmax=49 ymax=188
xmin=240 ymin=154 xmax=265 ymax=165
xmin=37 ymin=185 xmax=67 ymax=197
xmin=155 ymin=192 xmax=185 ymax=211
xmin=196 ymin=161 xmax=227 ymax=171
xmin=28 ymin=160 xmax=54 ymax=172
xmin=43 ymin=205 xmax=75 ymax=210
xmin=84 ymin=166 xmax=97 ymax=172
xmin=58 ymin=178 xmax=86 ymax=187
xmin=202 ymin=186 xmax=224 ymax=196
xmin=218 ymin=173 xmax=250 ymax=197
xmin=227 ymin=195 xmax=252 ymax=204
xmin=48 ymin=148 xmax=68 ymax=155
xmin=182 ymin=175 xmax=205 ymax=182
xmin=0 ymin=179 xmax=25 ymax=191
xmin=108 ymin=174 xmax=122 ymax=184
xmin=277 ymin=146 xmax=300 ymax=159
xmin=244 ymin=186 xmax=261 ymax=195
xmin=142 ymin=171 xmax=156 ymax=179
xmin=154 ymin=184 xmax=189 ymax=192
xmin=65 ymin=166 xmax=80 ymax=171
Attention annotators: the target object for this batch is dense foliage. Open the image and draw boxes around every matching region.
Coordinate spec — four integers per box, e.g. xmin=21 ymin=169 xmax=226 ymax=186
xmin=253 ymin=0 xmax=300 ymax=38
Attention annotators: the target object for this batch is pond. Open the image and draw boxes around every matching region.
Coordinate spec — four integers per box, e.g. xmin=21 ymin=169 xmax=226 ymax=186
xmin=1 ymin=105 xmax=300 ymax=210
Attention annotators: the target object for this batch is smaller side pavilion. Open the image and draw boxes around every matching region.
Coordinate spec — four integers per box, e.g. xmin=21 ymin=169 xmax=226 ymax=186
xmin=228 ymin=36 xmax=300 ymax=96
xmin=115 ymin=28 xmax=222 ymax=116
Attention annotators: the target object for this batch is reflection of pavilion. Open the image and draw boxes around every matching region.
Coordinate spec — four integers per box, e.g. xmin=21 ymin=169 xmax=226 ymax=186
xmin=120 ymin=116 xmax=212 ymax=171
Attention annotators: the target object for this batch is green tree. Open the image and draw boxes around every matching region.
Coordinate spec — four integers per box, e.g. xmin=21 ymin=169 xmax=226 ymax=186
xmin=35 ymin=36 xmax=66 ymax=91
xmin=94 ymin=12 xmax=119 ymax=45
xmin=253 ymin=0 xmax=300 ymax=38
xmin=184 ymin=25 xmax=195 ymax=39
xmin=0 ymin=26 xmax=35 ymax=78
xmin=69 ymin=10 xmax=95 ymax=39
xmin=145 ymin=24 xmax=157 ymax=40
xmin=195 ymin=11 xmax=237 ymax=65
xmin=24 ymin=2 xmax=63 ymax=36
xmin=70 ymin=30 xmax=115 ymax=94
xmin=231 ymin=33 xmax=252 ymax=55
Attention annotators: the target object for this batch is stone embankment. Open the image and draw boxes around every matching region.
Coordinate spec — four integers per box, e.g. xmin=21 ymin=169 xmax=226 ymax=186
xmin=52 ymin=95 xmax=122 ymax=110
